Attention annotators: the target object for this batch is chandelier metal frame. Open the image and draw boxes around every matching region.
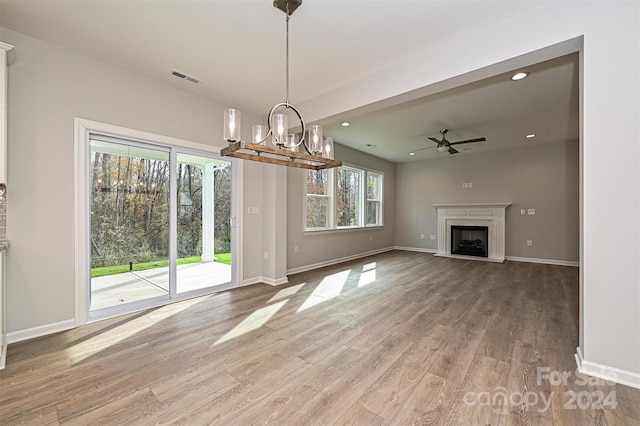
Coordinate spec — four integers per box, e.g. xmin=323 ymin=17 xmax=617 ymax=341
xmin=220 ymin=0 xmax=342 ymax=170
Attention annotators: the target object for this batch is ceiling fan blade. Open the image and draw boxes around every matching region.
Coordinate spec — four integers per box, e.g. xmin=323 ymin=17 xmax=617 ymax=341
xmin=448 ymin=147 xmax=459 ymax=154
xmin=449 ymin=137 xmax=486 ymax=146
xmin=428 ymin=137 xmax=441 ymax=144
xmin=410 ymin=146 xmax=436 ymax=154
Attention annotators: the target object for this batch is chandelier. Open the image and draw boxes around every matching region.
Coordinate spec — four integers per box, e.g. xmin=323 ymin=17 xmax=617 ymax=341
xmin=220 ymin=0 xmax=342 ymax=170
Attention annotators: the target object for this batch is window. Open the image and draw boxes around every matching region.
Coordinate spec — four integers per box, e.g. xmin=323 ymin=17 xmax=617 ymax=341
xmin=336 ymin=166 xmax=362 ymax=227
xmin=367 ymin=172 xmax=382 ymax=226
xmin=305 ymin=164 xmax=383 ymax=231
xmin=306 ymin=169 xmax=330 ymax=229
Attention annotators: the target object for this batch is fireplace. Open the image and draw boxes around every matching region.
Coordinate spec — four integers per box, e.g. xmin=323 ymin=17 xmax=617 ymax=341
xmin=433 ymin=203 xmax=510 ymax=262
xmin=451 ymin=225 xmax=488 ymax=257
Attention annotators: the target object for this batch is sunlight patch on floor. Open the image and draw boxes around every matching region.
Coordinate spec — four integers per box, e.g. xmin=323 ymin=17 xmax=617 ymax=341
xmin=268 ymin=283 xmax=305 ymax=303
xmin=363 ymin=262 xmax=376 ymax=272
xmin=66 ymin=297 xmax=204 ymax=364
xmin=213 ymin=300 xmax=288 ymax=346
xmin=297 ymin=270 xmax=350 ymax=312
xmin=358 ymin=262 xmax=377 ymax=287
xmin=358 ymin=270 xmax=376 ymax=287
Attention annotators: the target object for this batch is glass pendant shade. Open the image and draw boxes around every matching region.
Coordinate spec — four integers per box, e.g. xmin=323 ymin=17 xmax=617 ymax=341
xmin=252 ymin=124 xmax=267 ymax=144
xmin=308 ymin=125 xmax=323 ymax=155
xmin=322 ymin=137 xmax=334 ymax=159
xmin=224 ymin=108 xmax=241 ymax=142
xmin=271 ymin=114 xmax=288 ymax=146
xmin=287 ymin=134 xmax=299 ymax=152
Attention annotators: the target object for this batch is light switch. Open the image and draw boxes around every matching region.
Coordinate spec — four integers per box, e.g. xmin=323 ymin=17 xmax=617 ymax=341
xmin=520 ymin=209 xmax=526 ymax=215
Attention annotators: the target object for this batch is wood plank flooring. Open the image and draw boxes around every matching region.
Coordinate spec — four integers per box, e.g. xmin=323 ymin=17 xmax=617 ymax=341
xmin=1 ymin=251 xmax=639 ymax=425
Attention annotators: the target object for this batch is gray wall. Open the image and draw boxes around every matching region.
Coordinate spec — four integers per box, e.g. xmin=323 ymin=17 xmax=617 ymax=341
xmin=2 ymin=28 xmax=268 ymax=333
xmin=287 ymin=143 xmax=396 ymax=272
xmin=395 ymin=140 xmax=579 ymax=262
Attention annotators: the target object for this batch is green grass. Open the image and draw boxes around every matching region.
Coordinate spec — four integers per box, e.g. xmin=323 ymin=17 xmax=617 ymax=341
xmin=214 ymin=252 xmax=231 ymax=265
xmin=91 ymin=253 xmax=231 ymax=278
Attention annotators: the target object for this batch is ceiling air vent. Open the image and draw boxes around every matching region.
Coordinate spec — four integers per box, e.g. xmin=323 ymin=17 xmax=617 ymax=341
xmin=171 ymin=69 xmax=201 ymax=84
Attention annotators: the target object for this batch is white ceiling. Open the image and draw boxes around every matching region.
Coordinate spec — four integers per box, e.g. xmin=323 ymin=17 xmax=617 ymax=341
xmin=0 ymin=0 xmax=579 ymax=163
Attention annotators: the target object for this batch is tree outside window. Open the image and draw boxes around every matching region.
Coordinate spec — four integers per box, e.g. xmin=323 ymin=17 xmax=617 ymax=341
xmin=337 ymin=167 xmax=362 ymax=227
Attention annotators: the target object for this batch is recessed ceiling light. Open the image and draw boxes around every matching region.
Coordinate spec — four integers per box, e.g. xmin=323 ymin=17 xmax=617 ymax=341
xmin=511 ymin=71 xmax=529 ymax=81
xmin=409 ymin=152 xmax=416 ymax=156
xmin=526 ymin=133 xmax=536 ymax=138
xmin=341 ymin=122 xmax=351 ymax=127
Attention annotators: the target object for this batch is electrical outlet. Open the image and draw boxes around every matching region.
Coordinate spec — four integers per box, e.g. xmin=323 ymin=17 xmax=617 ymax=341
xmin=521 ymin=209 xmax=526 ymax=215
xmin=468 ymin=182 xmax=472 ymax=188
xmin=430 ymin=235 xmax=436 ymax=240
xmin=420 ymin=234 xmax=425 ymax=239
xmin=528 ymin=209 xmax=536 ymax=215
xmin=263 ymin=251 xmax=268 ymax=260
xmin=294 ymin=246 xmax=299 ymax=254
xmin=369 ymin=235 xmax=373 ymax=242
xmin=527 ymin=240 xmax=533 ymax=247
xmin=462 ymin=183 xmax=468 ymax=188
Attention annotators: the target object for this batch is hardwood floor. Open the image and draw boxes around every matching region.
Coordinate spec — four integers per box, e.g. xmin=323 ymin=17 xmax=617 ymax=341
xmin=1 ymin=251 xmax=639 ymax=425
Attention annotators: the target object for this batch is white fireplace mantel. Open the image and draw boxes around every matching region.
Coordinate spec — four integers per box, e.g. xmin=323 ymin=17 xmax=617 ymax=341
xmin=433 ymin=203 xmax=511 ymax=262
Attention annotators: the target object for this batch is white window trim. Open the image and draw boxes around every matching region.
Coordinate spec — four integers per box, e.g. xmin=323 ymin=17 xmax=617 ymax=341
xmin=303 ymin=168 xmax=334 ymax=230
xmin=366 ymin=170 xmax=384 ymax=227
xmin=336 ymin=164 xmax=364 ymax=228
xmin=303 ymin=162 xmax=384 ymax=233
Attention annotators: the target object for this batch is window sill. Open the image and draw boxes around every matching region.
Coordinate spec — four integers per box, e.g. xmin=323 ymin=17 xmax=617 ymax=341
xmin=303 ymin=225 xmax=384 ymax=236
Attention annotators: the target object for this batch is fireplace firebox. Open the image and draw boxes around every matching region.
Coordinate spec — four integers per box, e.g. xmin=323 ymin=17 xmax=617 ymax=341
xmin=451 ymin=225 xmax=488 ymax=257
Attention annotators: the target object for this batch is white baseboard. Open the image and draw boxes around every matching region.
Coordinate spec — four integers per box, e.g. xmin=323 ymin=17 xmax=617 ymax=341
xmin=285 ymin=247 xmax=578 ymax=275
xmin=506 ymin=256 xmax=579 ymax=267
xmin=575 ymin=346 xmax=640 ymax=389
xmin=394 ymin=246 xmax=437 ymax=254
xmin=286 ymin=247 xmax=395 ymax=275
xmin=242 ymin=276 xmax=289 ymax=287
xmin=242 ymin=276 xmax=263 ymax=286
xmin=7 ymin=318 xmax=76 ymax=344
xmin=261 ymin=276 xmax=289 ymax=286
xmin=393 ymin=247 xmax=578 ymax=267
xmin=0 ymin=338 xmax=6 ymax=370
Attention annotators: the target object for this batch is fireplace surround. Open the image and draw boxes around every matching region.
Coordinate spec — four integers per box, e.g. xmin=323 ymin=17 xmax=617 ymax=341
xmin=433 ymin=203 xmax=510 ymax=262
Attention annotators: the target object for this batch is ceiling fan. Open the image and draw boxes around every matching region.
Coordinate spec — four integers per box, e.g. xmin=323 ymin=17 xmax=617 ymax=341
xmin=411 ymin=129 xmax=486 ymax=155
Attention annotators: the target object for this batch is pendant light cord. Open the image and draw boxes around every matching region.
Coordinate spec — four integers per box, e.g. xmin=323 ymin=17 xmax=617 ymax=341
xmin=285 ymin=6 xmax=290 ymax=106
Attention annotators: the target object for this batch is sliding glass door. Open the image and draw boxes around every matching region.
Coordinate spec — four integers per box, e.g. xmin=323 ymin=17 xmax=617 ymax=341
xmin=176 ymin=153 xmax=232 ymax=294
xmin=89 ymin=139 xmax=171 ymax=311
xmin=88 ymin=135 xmax=234 ymax=317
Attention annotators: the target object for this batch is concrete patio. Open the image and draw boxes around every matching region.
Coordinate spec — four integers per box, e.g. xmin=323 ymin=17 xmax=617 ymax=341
xmin=91 ymin=261 xmax=232 ymax=310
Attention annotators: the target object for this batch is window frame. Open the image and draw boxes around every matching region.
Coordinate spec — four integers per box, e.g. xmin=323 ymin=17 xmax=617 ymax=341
xmin=303 ymin=162 xmax=384 ymax=233
xmin=365 ymin=171 xmax=383 ymax=227
xmin=304 ymin=168 xmax=333 ymax=230
xmin=336 ymin=164 xmax=364 ymax=229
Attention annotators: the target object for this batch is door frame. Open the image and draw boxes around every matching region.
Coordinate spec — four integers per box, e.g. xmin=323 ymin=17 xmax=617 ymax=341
xmin=74 ymin=118 xmax=243 ymax=325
